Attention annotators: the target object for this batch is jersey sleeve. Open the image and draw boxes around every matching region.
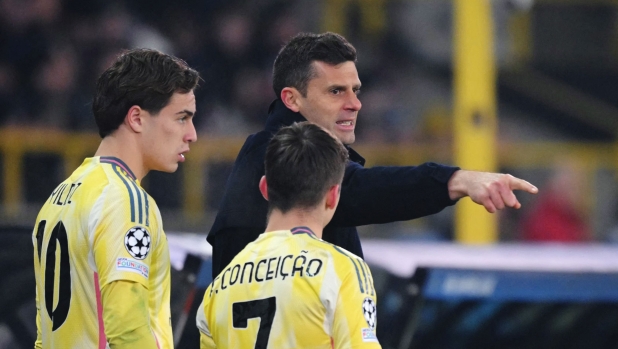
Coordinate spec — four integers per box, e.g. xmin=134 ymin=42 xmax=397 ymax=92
xmin=90 ymin=185 xmax=157 ymax=288
xmin=196 ymin=286 xmax=217 ymax=349
xmin=200 ymin=332 xmax=216 ymax=349
xmin=332 ymin=260 xmax=381 ymax=349
xmin=102 ymin=280 xmax=160 ymax=348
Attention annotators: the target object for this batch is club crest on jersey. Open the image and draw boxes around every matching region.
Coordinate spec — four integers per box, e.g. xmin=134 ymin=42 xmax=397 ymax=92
xmin=362 ymin=297 xmax=377 ymax=329
xmin=124 ymin=226 xmax=151 ymax=260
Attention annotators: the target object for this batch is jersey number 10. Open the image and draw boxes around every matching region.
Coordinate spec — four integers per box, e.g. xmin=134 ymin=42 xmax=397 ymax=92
xmin=36 ymin=220 xmax=72 ymax=331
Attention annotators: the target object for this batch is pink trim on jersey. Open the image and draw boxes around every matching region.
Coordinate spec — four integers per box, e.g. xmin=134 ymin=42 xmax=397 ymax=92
xmin=100 ymin=158 xmax=136 ymax=180
xmin=331 ymin=337 xmax=334 ymax=348
xmin=94 ymin=273 xmax=107 ymax=349
xmin=291 ymin=226 xmax=316 ymax=237
xmin=152 ymin=329 xmax=161 ymax=349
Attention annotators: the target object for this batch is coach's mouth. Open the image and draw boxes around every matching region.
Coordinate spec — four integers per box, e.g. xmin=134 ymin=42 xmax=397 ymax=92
xmin=336 ymin=119 xmax=355 ymax=131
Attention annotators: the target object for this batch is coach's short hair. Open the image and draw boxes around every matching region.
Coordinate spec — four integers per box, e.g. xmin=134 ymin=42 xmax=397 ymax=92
xmin=272 ymin=32 xmax=357 ymax=98
xmin=265 ymin=122 xmax=349 ymax=214
xmin=92 ymin=48 xmax=199 ymax=138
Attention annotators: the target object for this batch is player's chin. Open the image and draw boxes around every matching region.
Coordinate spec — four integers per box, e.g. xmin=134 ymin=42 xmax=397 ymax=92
xmin=338 ymin=132 xmax=355 ymax=145
xmin=156 ymin=162 xmax=179 ymax=173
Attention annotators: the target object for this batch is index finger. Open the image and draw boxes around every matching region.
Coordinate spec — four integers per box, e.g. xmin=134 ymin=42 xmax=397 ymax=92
xmin=507 ymin=175 xmax=538 ymax=194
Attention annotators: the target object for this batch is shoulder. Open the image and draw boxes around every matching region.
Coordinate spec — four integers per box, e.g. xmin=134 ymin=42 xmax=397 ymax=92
xmin=299 ymin=234 xmax=365 ymax=270
xmin=319 ymin=240 xmax=371 ymax=280
xmin=96 ymin=164 xmax=145 ymax=205
xmin=298 ymin=236 xmax=376 ymax=296
xmin=323 ymin=243 xmax=375 ymax=295
xmin=87 ymin=163 xmax=154 ymax=226
xmin=62 ymin=161 xmax=111 ymax=204
xmin=237 ymin=131 xmax=272 ymax=159
xmin=324 ymin=242 xmax=364 ymax=265
xmin=222 ymin=132 xmax=271 ymax=192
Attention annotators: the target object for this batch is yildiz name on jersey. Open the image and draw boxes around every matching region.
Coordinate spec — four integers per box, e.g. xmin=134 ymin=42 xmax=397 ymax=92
xmin=209 ymin=254 xmax=323 ymax=296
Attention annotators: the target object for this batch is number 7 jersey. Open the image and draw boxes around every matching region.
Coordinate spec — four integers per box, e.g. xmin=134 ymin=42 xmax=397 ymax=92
xmin=196 ymin=227 xmax=381 ymax=348
xmin=32 ymin=157 xmax=173 ymax=349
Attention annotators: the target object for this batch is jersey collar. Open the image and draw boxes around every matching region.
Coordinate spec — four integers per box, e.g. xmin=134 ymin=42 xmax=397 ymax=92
xmin=100 ymin=156 xmax=137 ymax=180
xmin=291 ymin=226 xmax=316 ymax=237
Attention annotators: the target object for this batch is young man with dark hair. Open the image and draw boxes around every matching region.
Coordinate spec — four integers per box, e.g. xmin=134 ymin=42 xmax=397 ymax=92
xmin=207 ymin=32 xmax=538 ymax=277
xmin=33 ymin=48 xmax=199 ymax=348
xmin=197 ymin=122 xmax=381 ymax=348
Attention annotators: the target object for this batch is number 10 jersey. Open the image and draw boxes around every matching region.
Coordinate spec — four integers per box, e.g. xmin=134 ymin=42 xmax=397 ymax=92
xmin=32 ymin=157 xmax=173 ymax=349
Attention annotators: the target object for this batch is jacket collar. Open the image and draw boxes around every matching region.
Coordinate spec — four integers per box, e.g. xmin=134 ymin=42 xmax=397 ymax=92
xmin=265 ymin=99 xmax=307 ymax=133
xmin=346 ymin=145 xmax=365 ymax=166
xmin=265 ymin=99 xmax=365 ymax=166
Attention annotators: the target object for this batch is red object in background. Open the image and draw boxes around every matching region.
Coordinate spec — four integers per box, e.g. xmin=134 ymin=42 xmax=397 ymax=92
xmin=521 ymin=190 xmax=591 ymax=242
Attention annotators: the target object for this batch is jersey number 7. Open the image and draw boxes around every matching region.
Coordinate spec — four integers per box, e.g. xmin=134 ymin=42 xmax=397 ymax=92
xmin=232 ymin=297 xmax=276 ymax=349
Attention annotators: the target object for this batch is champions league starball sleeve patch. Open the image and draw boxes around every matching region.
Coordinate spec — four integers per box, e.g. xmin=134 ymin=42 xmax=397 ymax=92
xmin=362 ymin=297 xmax=377 ymax=329
xmin=124 ymin=226 xmax=151 ymax=260
xmin=361 ymin=297 xmax=378 ymax=342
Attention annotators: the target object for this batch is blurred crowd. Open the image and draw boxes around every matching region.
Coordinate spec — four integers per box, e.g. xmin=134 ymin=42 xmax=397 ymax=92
xmin=0 ymin=0 xmax=299 ymax=133
xmin=0 ymin=0 xmax=432 ymax=142
xmin=1 ymin=0 xmax=614 ymax=242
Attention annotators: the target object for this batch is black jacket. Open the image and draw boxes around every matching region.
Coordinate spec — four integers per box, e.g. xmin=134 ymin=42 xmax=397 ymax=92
xmin=207 ymin=99 xmax=460 ymax=276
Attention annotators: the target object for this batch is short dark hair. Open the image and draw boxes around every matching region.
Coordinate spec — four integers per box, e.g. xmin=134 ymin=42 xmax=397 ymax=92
xmin=272 ymin=32 xmax=357 ymax=98
xmin=92 ymin=48 xmax=200 ymax=138
xmin=265 ymin=121 xmax=349 ymax=214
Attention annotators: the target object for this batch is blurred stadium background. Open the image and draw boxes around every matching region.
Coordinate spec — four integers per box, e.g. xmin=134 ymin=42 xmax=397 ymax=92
xmin=2 ymin=0 xmax=618 ymax=348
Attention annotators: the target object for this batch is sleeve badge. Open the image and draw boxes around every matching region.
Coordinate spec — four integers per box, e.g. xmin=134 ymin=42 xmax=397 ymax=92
xmin=124 ymin=226 xmax=151 ymax=260
xmin=362 ymin=297 xmax=377 ymax=329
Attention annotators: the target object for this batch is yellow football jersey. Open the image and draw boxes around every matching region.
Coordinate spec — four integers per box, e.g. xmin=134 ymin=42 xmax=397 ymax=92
xmin=33 ymin=156 xmax=173 ymax=348
xmin=196 ymin=227 xmax=381 ymax=349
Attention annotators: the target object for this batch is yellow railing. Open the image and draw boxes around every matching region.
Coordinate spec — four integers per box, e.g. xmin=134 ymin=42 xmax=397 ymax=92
xmin=0 ymin=127 xmax=100 ymax=217
xmin=0 ymin=127 xmax=249 ymax=224
xmin=1 ymin=127 xmax=617 ymax=229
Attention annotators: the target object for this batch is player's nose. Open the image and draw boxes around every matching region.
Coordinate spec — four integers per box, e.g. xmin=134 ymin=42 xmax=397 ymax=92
xmin=185 ymin=120 xmax=197 ymax=143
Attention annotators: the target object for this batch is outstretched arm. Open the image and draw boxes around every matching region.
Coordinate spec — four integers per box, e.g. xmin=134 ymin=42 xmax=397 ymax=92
xmin=448 ymin=170 xmax=538 ymax=213
xmin=330 ymin=162 xmax=459 ymax=227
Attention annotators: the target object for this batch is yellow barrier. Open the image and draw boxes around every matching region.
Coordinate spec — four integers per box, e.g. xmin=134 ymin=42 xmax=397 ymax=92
xmin=1 ymin=127 xmax=616 ymax=232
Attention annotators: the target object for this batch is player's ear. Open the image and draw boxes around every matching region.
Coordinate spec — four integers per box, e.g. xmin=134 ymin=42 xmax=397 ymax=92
xmin=125 ymin=105 xmax=144 ymax=133
xmin=325 ymin=184 xmax=340 ymax=211
xmin=259 ymin=176 xmax=269 ymax=201
xmin=280 ymin=87 xmax=301 ymax=113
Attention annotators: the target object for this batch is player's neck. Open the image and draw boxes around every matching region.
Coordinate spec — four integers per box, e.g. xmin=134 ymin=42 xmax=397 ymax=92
xmin=95 ymin=131 xmax=147 ymax=181
xmin=265 ymin=208 xmax=325 ymax=239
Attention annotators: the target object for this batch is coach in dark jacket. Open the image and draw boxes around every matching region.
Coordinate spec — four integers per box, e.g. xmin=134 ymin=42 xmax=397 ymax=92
xmin=207 ymin=32 xmax=537 ymax=277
